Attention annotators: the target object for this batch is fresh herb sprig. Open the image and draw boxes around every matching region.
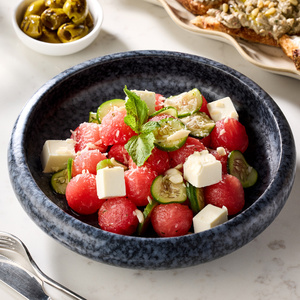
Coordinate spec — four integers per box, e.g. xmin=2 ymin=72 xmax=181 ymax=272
xmin=124 ymin=87 xmax=159 ymax=166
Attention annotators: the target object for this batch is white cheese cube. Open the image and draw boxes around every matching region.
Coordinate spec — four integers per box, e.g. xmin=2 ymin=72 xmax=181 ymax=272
xmin=131 ymin=90 xmax=156 ymax=115
xmin=96 ymin=167 xmax=126 ymax=199
xmin=183 ymin=150 xmax=221 ymax=188
xmin=41 ymin=139 xmax=76 ymax=173
xmin=207 ymin=97 xmax=238 ymax=122
xmin=193 ymin=204 xmax=228 ymax=233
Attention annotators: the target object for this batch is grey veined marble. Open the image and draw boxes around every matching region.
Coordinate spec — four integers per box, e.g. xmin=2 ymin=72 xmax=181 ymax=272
xmin=7 ymin=50 xmax=296 ymax=269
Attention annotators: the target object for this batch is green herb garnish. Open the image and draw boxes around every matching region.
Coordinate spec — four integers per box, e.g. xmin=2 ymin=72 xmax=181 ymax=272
xmin=124 ymin=87 xmax=149 ymax=133
xmin=124 ymin=86 xmax=160 ymax=166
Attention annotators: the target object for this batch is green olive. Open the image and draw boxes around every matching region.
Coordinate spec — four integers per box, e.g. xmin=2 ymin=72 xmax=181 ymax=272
xmin=84 ymin=12 xmax=94 ymax=29
xmin=39 ymin=26 xmax=61 ymax=43
xmin=45 ymin=0 xmax=66 ymax=8
xmin=63 ymin=0 xmax=88 ymax=25
xmin=21 ymin=15 xmax=42 ymax=39
xmin=41 ymin=8 xmax=69 ymax=30
xmin=24 ymin=0 xmax=46 ymax=17
xmin=57 ymin=23 xmax=88 ymax=42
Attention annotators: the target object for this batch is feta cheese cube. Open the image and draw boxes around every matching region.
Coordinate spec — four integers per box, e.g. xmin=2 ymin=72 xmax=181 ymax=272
xmin=193 ymin=204 xmax=228 ymax=233
xmin=131 ymin=90 xmax=156 ymax=115
xmin=207 ymin=97 xmax=238 ymax=122
xmin=41 ymin=139 xmax=76 ymax=173
xmin=96 ymin=167 xmax=126 ymax=199
xmin=183 ymin=150 xmax=222 ymax=188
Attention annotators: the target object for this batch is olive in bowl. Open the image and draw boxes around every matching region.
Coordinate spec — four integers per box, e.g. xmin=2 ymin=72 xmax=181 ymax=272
xmin=12 ymin=0 xmax=103 ymax=55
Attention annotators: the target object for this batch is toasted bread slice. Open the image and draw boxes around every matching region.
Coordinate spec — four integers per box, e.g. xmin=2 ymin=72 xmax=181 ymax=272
xmin=191 ymin=15 xmax=279 ymax=47
xmin=179 ymin=0 xmax=300 ymax=71
xmin=279 ymin=35 xmax=300 ymax=70
xmin=177 ymin=0 xmax=227 ymax=15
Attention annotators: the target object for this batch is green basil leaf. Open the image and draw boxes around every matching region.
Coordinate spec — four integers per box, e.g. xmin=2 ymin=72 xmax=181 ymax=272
xmin=141 ymin=121 xmax=160 ymax=134
xmin=125 ymin=132 xmax=155 ymax=167
xmin=124 ymin=86 xmax=149 ymax=133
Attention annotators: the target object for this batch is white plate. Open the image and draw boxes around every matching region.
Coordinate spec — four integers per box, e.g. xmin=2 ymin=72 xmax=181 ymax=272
xmin=145 ymin=0 xmax=300 ymax=79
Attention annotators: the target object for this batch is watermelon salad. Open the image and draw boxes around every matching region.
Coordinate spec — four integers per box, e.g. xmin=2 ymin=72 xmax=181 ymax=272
xmin=41 ymin=86 xmax=258 ymax=237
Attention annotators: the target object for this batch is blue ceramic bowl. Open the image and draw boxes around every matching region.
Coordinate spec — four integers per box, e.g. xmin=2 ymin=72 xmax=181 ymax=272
xmin=8 ymin=51 xmax=296 ymax=269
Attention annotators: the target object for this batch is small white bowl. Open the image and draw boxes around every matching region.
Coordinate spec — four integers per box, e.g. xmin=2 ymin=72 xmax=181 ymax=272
xmin=12 ymin=0 xmax=103 ymax=56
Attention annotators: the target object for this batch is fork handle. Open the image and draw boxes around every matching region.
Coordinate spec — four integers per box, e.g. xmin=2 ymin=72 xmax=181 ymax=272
xmin=42 ymin=277 xmax=87 ymax=300
xmin=32 ymin=264 xmax=87 ymax=300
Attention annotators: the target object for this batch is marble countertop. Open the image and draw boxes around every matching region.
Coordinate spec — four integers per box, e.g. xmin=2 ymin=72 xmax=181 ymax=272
xmin=1 ymin=0 xmax=300 ymax=299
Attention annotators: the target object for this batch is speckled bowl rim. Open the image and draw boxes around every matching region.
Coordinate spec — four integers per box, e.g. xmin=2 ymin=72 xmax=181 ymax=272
xmin=8 ymin=50 xmax=296 ymax=269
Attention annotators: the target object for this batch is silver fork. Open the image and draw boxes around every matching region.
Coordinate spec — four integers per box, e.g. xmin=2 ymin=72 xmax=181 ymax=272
xmin=0 ymin=232 xmax=86 ymax=300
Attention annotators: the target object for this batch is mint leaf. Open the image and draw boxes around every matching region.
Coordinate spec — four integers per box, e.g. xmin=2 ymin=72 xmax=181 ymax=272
xmin=125 ymin=131 xmax=155 ymax=167
xmin=124 ymin=87 xmax=149 ymax=133
xmin=141 ymin=121 xmax=160 ymax=134
xmin=123 ymin=86 xmax=160 ymax=166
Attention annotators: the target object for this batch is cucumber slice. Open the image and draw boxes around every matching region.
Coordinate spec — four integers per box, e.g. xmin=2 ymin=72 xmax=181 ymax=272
xmin=164 ymin=88 xmax=203 ymax=117
xmin=227 ymin=150 xmax=258 ymax=188
xmin=186 ymin=182 xmax=205 ymax=214
xmin=149 ymin=106 xmax=178 ymax=118
xmin=51 ymin=168 xmax=69 ymax=195
xmin=96 ymin=158 xmax=127 ymax=171
xmin=180 ymin=112 xmax=215 ymax=138
xmin=137 ymin=199 xmax=159 ymax=236
xmin=96 ymin=99 xmax=125 ymax=123
xmin=97 ymin=158 xmax=115 ymax=170
xmin=67 ymin=158 xmax=73 ymax=181
xmin=153 ymin=118 xmax=188 ymax=151
xmin=151 ymin=171 xmax=187 ymax=204
xmin=89 ymin=112 xmax=99 ymax=123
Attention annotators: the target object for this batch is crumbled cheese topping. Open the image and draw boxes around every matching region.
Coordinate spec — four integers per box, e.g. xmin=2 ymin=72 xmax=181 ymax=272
xmin=217 ymin=147 xmax=226 ymax=156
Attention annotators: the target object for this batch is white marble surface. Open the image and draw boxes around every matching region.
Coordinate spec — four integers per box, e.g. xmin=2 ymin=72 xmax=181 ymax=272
xmin=1 ymin=0 xmax=300 ymax=299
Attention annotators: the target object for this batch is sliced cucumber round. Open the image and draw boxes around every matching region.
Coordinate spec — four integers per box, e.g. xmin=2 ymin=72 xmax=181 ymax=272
xmin=96 ymin=158 xmax=126 ymax=171
xmin=164 ymin=88 xmax=203 ymax=117
xmin=149 ymin=106 xmax=178 ymax=118
xmin=97 ymin=158 xmax=115 ymax=170
xmin=51 ymin=168 xmax=69 ymax=195
xmin=227 ymin=150 xmax=258 ymax=188
xmin=88 ymin=111 xmax=99 ymax=124
xmin=137 ymin=199 xmax=159 ymax=236
xmin=96 ymin=99 xmax=125 ymax=123
xmin=153 ymin=118 xmax=188 ymax=151
xmin=67 ymin=158 xmax=73 ymax=181
xmin=180 ymin=112 xmax=215 ymax=138
xmin=186 ymin=182 xmax=205 ymax=214
xmin=151 ymin=172 xmax=187 ymax=204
